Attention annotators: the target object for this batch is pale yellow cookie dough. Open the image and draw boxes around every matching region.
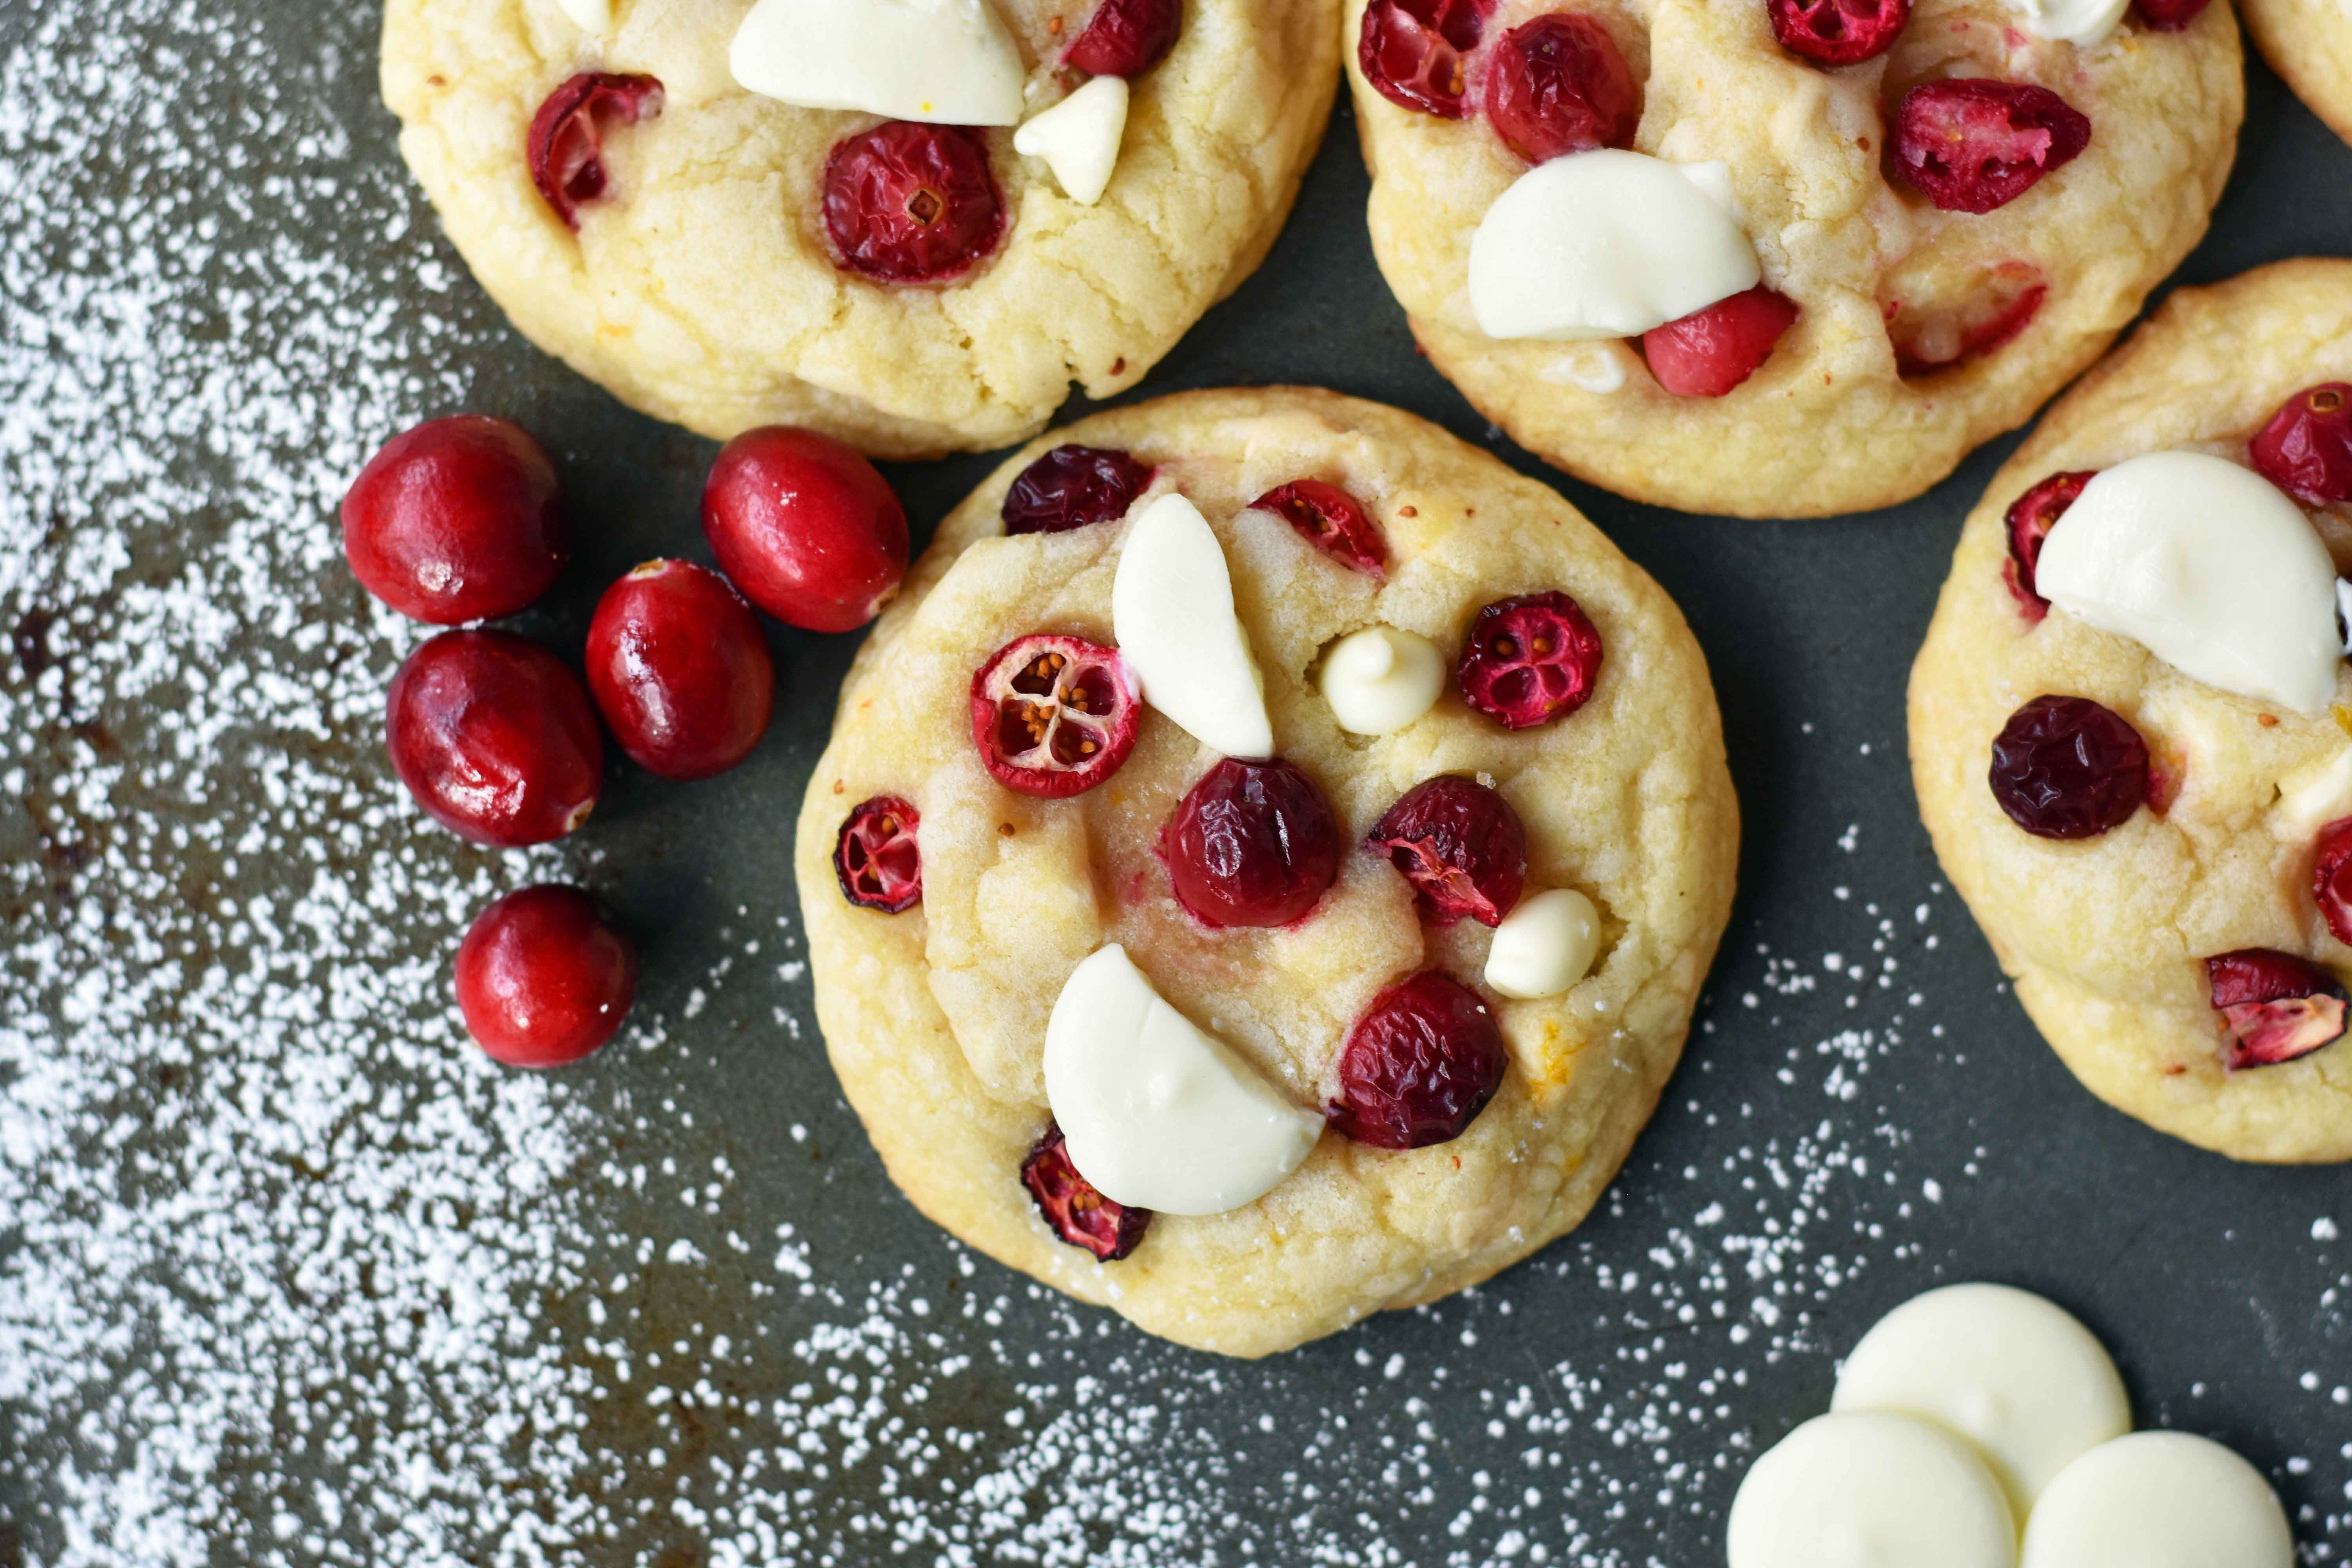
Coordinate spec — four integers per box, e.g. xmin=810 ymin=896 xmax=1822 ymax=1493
xmin=379 ymin=0 xmax=1338 ymax=457
xmin=2240 ymin=0 xmax=2352 ymax=146
xmin=1909 ymin=260 xmax=2352 ymax=1163
xmin=795 ymin=388 xmax=1740 ymax=1355
xmin=1345 ymin=0 xmax=2242 ymax=518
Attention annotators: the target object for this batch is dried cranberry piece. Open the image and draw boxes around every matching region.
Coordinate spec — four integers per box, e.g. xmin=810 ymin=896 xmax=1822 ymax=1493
xmin=1768 ymin=0 xmax=1912 ymax=65
xmin=1987 ymin=695 xmax=2149 ymax=840
xmin=386 ymin=630 xmax=604 ymax=848
xmin=703 ymin=426 xmax=910 ymax=634
xmin=1359 ymin=0 xmax=1493 ymax=118
xmin=1021 ymin=1121 xmax=1150 ymax=1259
xmin=2249 ymin=384 xmax=2352 ymax=506
xmin=2206 ymin=950 xmax=2350 ymax=1070
xmin=1159 ymin=758 xmax=1343 ymax=929
xmin=1642 ymin=287 xmax=1799 ymax=398
xmin=1365 ymin=775 xmax=1528 ymax=927
xmin=1065 ymin=0 xmax=1183 ymax=76
xmin=1328 ymin=972 xmax=1508 ymax=1149
xmin=2001 ymin=470 xmax=2096 ymax=620
xmin=823 ymin=122 xmax=1005 ymax=285
xmin=2133 ymin=0 xmax=2212 ymax=27
xmin=1483 ymin=15 xmax=1640 ymax=163
xmin=1003 ymin=445 xmax=1156 ymax=535
xmin=1890 ymin=268 xmax=2048 ymax=378
xmin=836 ymin=797 xmax=923 ymax=914
xmin=586 ymin=561 xmax=775 ymax=781
xmin=2314 ymin=818 xmax=2352 ymax=948
xmin=527 ymin=73 xmax=664 ymax=231
xmin=971 ymin=633 xmax=1142 ymax=798
xmin=1891 ymin=80 xmax=2091 ymax=214
xmin=1254 ymin=479 xmax=1388 ymax=577
xmin=1455 ymin=592 xmax=1604 ymax=730
xmin=341 ymin=416 xmax=567 ymax=626
xmin=456 ymin=886 xmax=638 ymax=1069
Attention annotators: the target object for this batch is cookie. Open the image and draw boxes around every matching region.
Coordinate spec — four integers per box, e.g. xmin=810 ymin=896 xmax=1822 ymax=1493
xmin=1909 ymin=259 xmax=2352 ymax=1164
xmin=1342 ymin=0 xmax=2242 ymax=518
xmin=2240 ymin=0 xmax=2352 ymax=146
xmin=379 ymin=0 xmax=1338 ymax=458
xmin=794 ymin=388 xmax=1739 ymax=1355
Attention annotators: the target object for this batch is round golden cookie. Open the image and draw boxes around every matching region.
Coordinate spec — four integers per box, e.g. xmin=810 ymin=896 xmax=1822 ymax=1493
xmin=1343 ymin=0 xmax=2243 ymax=518
xmin=378 ymin=0 xmax=1338 ymax=457
xmin=2239 ymin=0 xmax=2352 ymax=145
xmin=1909 ymin=260 xmax=2352 ymax=1165
xmin=795 ymin=388 xmax=1739 ymax=1355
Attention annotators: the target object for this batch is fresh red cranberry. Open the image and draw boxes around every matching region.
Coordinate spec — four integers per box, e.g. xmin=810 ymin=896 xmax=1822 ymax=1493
xmin=1365 ymin=775 xmax=1528 ymax=927
xmin=585 ymin=561 xmax=774 ymax=781
xmin=1254 ymin=479 xmax=1388 ymax=577
xmin=1642 ymin=287 xmax=1799 ymax=398
xmin=1768 ymin=0 xmax=1911 ymax=65
xmin=1987 ymin=695 xmax=2149 ymax=840
xmin=1328 ymin=972 xmax=1508 ymax=1148
xmin=1159 ymin=759 xmax=1343 ymax=929
xmin=2314 ymin=818 xmax=2352 ymax=948
xmin=1003 ymin=445 xmax=1156 ymax=535
xmin=1890 ymin=270 xmax=2048 ymax=378
xmin=341 ymin=416 xmax=566 ymax=625
xmin=702 ymin=426 xmax=909 ymax=634
xmin=1021 ymin=1121 xmax=1150 ymax=1259
xmin=1483 ymin=15 xmax=1640 ymax=163
xmin=387 ymin=630 xmax=604 ymax=847
xmin=823 ymin=122 xmax=1004 ymax=285
xmin=1892 ymin=80 xmax=2091 ymax=214
xmin=971 ymin=634 xmax=1141 ymax=799
xmin=1455 ymin=592 xmax=1604 ymax=730
xmin=2133 ymin=0 xmax=2212 ymax=27
xmin=836 ymin=797 xmax=923 ymax=913
xmin=1359 ymin=0 xmax=1493 ymax=118
xmin=455 ymin=885 xmax=637 ymax=1069
xmin=527 ymin=73 xmax=664 ymax=231
xmin=2205 ymin=950 xmax=2350 ymax=1070
xmin=1065 ymin=0 xmax=1183 ymax=76
xmin=2001 ymin=470 xmax=2096 ymax=620
xmin=2249 ymin=384 xmax=2352 ymax=506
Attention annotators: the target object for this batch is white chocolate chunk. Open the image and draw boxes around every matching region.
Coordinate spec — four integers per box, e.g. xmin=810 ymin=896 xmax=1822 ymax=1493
xmin=2273 ymin=747 xmax=2352 ymax=839
xmin=1043 ymin=946 xmax=1323 ymax=1214
xmin=1729 ymin=1412 xmax=2017 ymax=1568
xmin=1014 ymin=77 xmax=1128 ymax=205
xmin=1467 ymin=150 xmax=1761 ymax=342
xmin=1484 ymin=889 xmax=1602 ymax=1000
xmin=554 ymin=0 xmax=611 ymax=34
xmin=1112 ymin=494 xmax=1276 ymax=759
xmin=2021 ymin=1434 xmax=2294 ymax=1568
xmin=1832 ymin=1283 xmax=2130 ymax=1513
xmin=730 ymin=0 xmax=1026 ymax=127
xmin=1318 ymin=626 xmax=1445 ymax=735
xmin=2038 ymin=451 xmax=2344 ymax=715
xmin=2001 ymin=0 xmax=2130 ymax=44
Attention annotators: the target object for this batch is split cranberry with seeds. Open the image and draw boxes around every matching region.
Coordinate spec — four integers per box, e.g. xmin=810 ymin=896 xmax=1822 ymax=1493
xmin=1359 ymin=0 xmax=1493 ymax=119
xmin=1483 ymin=15 xmax=1640 ymax=164
xmin=971 ymin=633 xmax=1142 ymax=799
xmin=2001 ymin=470 xmax=2096 ymax=619
xmin=2250 ymin=383 xmax=2352 ymax=506
xmin=1455 ymin=592 xmax=1604 ymax=730
xmin=1987 ymin=695 xmax=2149 ymax=840
xmin=2133 ymin=0 xmax=2212 ymax=27
xmin=528 ymin=73 xmax=663 ymax=230
xmin=1365 ymin=775 xmax=1528 ymax=927
xmin=2313 ymin=818 xmax=2352 ymax=948
xmin=1891 ymin=80 xmax=2091 ymax=215
xmin=702 ymin=426 xmax=909 ymax=633
xmin=1021 ymin=1121 xmax=1150 ymax=1259
xmin=1328 ymin=972 xmax=1508 ymax=1149
xmin=455 ymin=885 xmax=638 ymax=1069
xmin=1065 ymin=0 xmax=1183 ymax=76
xmin=1003 ymin=445 xmax=1156 ymax=536
xmin=1159 ymin=758 xmax=1343 ymax=929
xmin=1643 ymin=287 xmax=1799 ymax=398
xmin=1767 ymin=0 xmax=1912 ymax=66
xmin=823 ymin=122 xmax=1004 ymax=286
xmin=387 ymin=630 xmax=604 ymax=848
xmin=1254 ymin=479 xmax=1388 ymax=578
xmin=2206 ymin=949 xmax=2350 ymax=1070
xmin=341 ymin=416 xmax=567 ymax=626
xmin=586 ymin=560 xmax=775 ymax=782
xmin=836 ymin=796 xmax=923 ymax=913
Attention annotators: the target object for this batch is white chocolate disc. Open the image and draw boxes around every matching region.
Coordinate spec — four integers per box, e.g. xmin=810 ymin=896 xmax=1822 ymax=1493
xmin=1318 ymin=626 xmax=1445 ymax=736
xmin=1729 ymin=1411 xmax=2017 ymax=1568
xmin=729 ymin=0 xmax=1027 ymax=128
xmin=2021 ymin=1433 xmax=2294 ymax=1568
xmin=1484 ymin=888 xmax=1602 ymax=1000
xmin=2000 ymin=0 xmax=2129 ymax=44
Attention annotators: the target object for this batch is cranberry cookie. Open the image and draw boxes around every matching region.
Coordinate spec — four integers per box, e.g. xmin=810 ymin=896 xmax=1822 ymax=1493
xmin=379 ymin=0 xmax=1338 ymax=457
xmin=2239 ymin=0 xmax=2352 ymax=147
xmin=795 ymin=388 xmax=1739 ymax=1355
xmin=1344 ymin=0 xmax=2241 ymax=518
xmin=1909 ymin=260 xmax=2352 ymax=1164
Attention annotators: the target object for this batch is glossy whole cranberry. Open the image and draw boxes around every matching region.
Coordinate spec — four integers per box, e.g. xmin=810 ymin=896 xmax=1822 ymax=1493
xmin=585 ymin=561 xmax=774 ymax=781
xmin=1328 ymin=972 xmax=1508 ymax=1148
xmin=1359 ymin=0 xmax=1493 ymax=118
xmin=341 ymin=416 xmax=566 ymax=625
xmin=1065 ymin=0 xmax=1184 ymax=76
xmin=2133 ymin=0 xmax=2212 ymax=27
xmin=1483 ymin=15 xmax=1640 ymax=163
xmin=1768 ymin=0 xmax=1911 ymax=65
xmin=1159 ymin=759 xmax=1343 ymax=929
xmin=1254 ymin=479 xmax=1388 ymax=577
xmin=823 ymin=122 xmax=1004 ymax=285
xmin=1888 ymin=268 xmax=2048 ymax=379
xmin=836 ymin=796 xmax=923 ymax=913
xmin=1366 ymin=775 xmax=1528 ymax=927
xmin=455 ymin=885 xmax=638 ymax=1069
xmin=2249 ymin=384 xmax=2352 ymax=506
xmin=1987 ymin=695 xmax=2149 ymax=841
xmin=387 ymin=630 xmax=604 ymax=847
xmin=1002 ymin=445 xmax=1156 ymax=535
xmin=2001 ymin=470 xmax=2096 ymax=619
xmin=1021 ymin=1121 xmax=1150 ymax=1259
xmin=971 ymin=633 xmax=1142 ymax=798
xmin=1455 ymin=592 xmax=1604 ymax=730
xmin=1642 ymin=287 xmax=1799 ymax=398
xmin=2206 ymin=949 xmax=2350 ymax=1070
xmin=528 ymin=73 xmax=664 ymax=230
xmin=2314 ymin=818 xmax=2352 ymax=948
xmin=702 ymin=426 xmax=910 ymax=633
xmin=1892 ymin=80 xmax=2091 ymax=214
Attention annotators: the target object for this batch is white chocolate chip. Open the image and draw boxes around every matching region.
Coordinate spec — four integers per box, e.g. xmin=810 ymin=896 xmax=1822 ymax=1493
xmin=554 ymin=0 xmax=611 ymax=34
xmin=1729 ymin=1412 xmax=2017 ymax=1568
xmin=2022 ymin=1434 xmax=2294 ymax=1568
xmin=2001 ymin=0 xmax=2131 ymax=45
xmin=1318 ymin=626 xmax=1445 ymax=736
xmin=2274 ymin=746 xmax=2352 ymax=839
xmin=1013 ymin=77 xmax=1128 ymax=205
xmin=1112 ymin=494 xmax=1275 ymax=759
xmin=729 ymin=0 xmax=1026 ymax=127
xmin=1483 ymin=889 xmax=1602 ymax=1000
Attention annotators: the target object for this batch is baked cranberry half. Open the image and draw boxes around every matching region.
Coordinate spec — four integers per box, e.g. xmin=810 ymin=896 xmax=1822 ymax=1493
xmin=2001 ymin=470 xmax=2096 ymax=619
xmin=2206 ymin=950 xmax=2350 ymax=1070
xmin=971 ymin=634 xmax=1142 ymax=798
xmin=1065 ymin=0 xmax=1183 ymax=76
xmin=586 ymin=561 xmax=775 ymax=781
xmin=2314 ymin=818 xmax=2352 ymax=949
xmin=341 ymin=416 xmax=567 ymax=625
xmin=387 ymin=630 xmax=604 ymax=848
xmin=1328 ymin=972 xmax=1508 ymax=1149
xmin=455 ymin=885 xmax=637 ymax=1069
xmin=823 ymin=122 xmax=1005 ymax=285
xmin=1987 ymin=695 xmax=2148 ymax=841
xmin=2250 ymin=384 xmax=2352 ymax=506
xmin=1160 ymin=758 xmax=1343 ymax=929
xmin=1254 ymin=479 xmax=1388 ymax=578
xmin=1359 ymin=0 xmax=1493 ymax=118
xmin=1366 ymin=775 xmax=1528 ymax=927
xmin=527 ymin=73 xmax=664 ymax=230
xmin=1891 ymin=80 xmax=2090 ymax=214
xmin=836 ymin=796 xmax=923 ymax=913
xmin=1891 ymin=268 xmax=2048 ymax=379
xmin=1456 ymin=592 xmax=1604 ymax=730
xmin=1003 ymin=445 xmax=1156 ymax=535
xmin=1643 ymin=287 xmax=1799 ymax=398
xmin=1483 ymin=14 xmax=1640 ymax=164
xmin=1022 ymin=1121 xmax=1150 ymax=1259
xmin=702 ymin=426 xmax=910 ymax=633
xmin=1768 ymin=0 xmax=1911 ymax=65
xmin=2133 ymin=0 xmax=2212 ymax=27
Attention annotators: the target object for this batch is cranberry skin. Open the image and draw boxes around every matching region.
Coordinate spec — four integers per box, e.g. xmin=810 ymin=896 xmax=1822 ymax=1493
xmin=2314 ymin=818 xmax=2352 ymax=948
xmin=1891 ymin=270 xmax=2048 ymax=379
xmin=702 ymin=427 xmax=910 ymax=634
xmin=823 ymin=122 xmax=1004 ymax=286
xmin=1359 ymin=0 xmax=1493 ymax=118
xmin=1987 ymin=695 xmax=2149 ymax=841
xmin=2206 ymin=949 xmax=2350 ymax=1070
xmin=1484 ymin=15 xmax=1640 ymax=163
xmin=455 ymin=886 xmax=637 ymax=1069
xmin=1003 ymin=445 xmax=1156 ymax=535
xmin=971 ymin=634 xmax=1142 ymax=798
xmin=1366 ymin=775 xmax=1528 ymax=927
xmin=2001 ymin=470 xmax=2096 ymax=619
xmin=1642 ymin=287 xmax=1799 ymax=398
xmin=341 ymin=416 xmax=566 ymax=626
xmin=528 ymin=73 xmax=664 ymax=230
xmin=585 ymin=561 xmax=774 ymax=781
xmin=1455 ymin=592 xmax=1604 ymax=730
xmin=387 ymin=630 xmax=604 ymax=848
xmin=1021 ymin=1121 xmax=1151 ymax=1259
xmin=1768 ymin=0 xmax=1912 ymax=66
xmin=1893 ymin=80 xmax=2091 ymax=215
xmin=1065 ymin=0 xmax=1184 ymax=77
xmin=2249 ymin=384 xmax=2352 ymax=506
xmin=2133 ymin=0 xmax=2212 ymax=27
xmin=1328 ymin=972 xmax=1508 ymax=1149
xmin=1159 ymin=759 xmax=1343 ymax=929
xmin=1252 ymin=479 xmax=1389 ymax=577
xmin=837 ymin=797 xmax=923 ymax=913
